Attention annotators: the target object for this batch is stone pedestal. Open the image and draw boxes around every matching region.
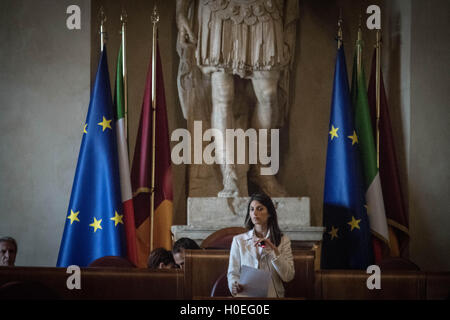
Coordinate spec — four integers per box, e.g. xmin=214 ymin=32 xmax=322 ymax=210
xmin=171 ymin=197 xmax=324 ymax=245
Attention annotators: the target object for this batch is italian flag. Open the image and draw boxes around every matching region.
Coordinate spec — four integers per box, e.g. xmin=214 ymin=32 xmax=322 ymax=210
xmin=114 ymin=44 xmax=138 ymax=265
xmin=351 ymin=35 xmax=389 ymax=261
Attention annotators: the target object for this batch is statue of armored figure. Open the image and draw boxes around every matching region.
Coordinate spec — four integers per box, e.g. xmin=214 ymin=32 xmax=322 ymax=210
xmin=176 ymin=0 xmax=299 ymax=198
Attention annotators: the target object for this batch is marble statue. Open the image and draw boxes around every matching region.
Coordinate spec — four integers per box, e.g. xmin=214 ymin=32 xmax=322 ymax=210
xmin=176 ymin=0 xmax=299 ymax=197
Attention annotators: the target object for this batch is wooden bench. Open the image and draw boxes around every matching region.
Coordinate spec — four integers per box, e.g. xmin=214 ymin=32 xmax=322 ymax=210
xmin=0 ymin=266 xmax=183 ymax=299
xmin=314 ymin=270 xmax=450 ymax=300
xmin=1 ymin=259 xmax=448 ymax=300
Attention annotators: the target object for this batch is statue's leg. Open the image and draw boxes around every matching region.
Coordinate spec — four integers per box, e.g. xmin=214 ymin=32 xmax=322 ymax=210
xmin=211 ymin=71 xmax=240 ymax=197
xmin=250 ymin=71 xmax=288 ymax=197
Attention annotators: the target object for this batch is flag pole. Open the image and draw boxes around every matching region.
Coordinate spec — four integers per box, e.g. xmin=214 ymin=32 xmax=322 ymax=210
xmin=375 ymin=29 xmax=382 ymax=169
xmin=121 ymin=9 xmax=129 ymax=151
xmin=99 ymin=7 xmax=107 ymax=52
xmin=150 ymin=5 xmax=160 ymax=253
xmin=337 ymin=9 xmax=343 ymax=49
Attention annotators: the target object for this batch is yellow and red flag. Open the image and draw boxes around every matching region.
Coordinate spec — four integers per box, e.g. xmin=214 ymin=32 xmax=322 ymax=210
xmin=131 ymin=44 xmax=173 ymax=267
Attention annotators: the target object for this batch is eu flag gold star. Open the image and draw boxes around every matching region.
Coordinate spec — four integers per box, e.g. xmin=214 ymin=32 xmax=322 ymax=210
xmin=67 ymin=210 xmax=80 ymax=225
xmin=110 ymin=211 xmax=124 ymax=227
xmin=348 ymin=216 xmax=361 ymax=231
xmin=83 ymin=124 xmax=88 ymax=134
xmin=89 ymin=217 xmax=102 ymax=232
xmin=348 ymin=130 xmax=358 ymax=145
xmin=98 ymin=116 xmax=112 ymax=131
xmin=328 ymin=226 xmax=339 ymax=240
xmin=329 ymin=125 xmax=339 ymax=140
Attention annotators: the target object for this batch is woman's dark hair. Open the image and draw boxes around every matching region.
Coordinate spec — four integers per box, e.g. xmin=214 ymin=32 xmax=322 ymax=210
xmin=147 ymin=247 xmax=176 ymax=269
xmin=172 ymin=237 xmax=200 ymax=254
xmin=245 ymin=193 xmax=283 ymax=246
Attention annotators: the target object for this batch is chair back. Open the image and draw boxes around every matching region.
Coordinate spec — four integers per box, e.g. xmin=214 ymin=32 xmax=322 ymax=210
xmin=378 ymin=257 xmax=420 ymax=271
xmin=201 ymin=227 xmax=247 ymax=249
xmin=88 ymin=256 xmax=136 ymax=268
xmin=210 ymin=272 xmax=231 ymax=297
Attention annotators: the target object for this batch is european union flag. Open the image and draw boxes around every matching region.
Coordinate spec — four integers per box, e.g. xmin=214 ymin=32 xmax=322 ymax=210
xmin=57 ymin=49 xmax=125 ymax=267
xmin=321 ymin=46 xmax=373 ymax=269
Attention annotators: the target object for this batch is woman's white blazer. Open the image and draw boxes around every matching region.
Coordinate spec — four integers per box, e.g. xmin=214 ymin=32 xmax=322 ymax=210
xmin=227 ymin=229 xmax=295 ymax=297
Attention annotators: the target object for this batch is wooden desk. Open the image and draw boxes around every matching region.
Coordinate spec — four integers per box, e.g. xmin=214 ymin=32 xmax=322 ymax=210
xmin=183 ymin=249 xmax=315 ymax=299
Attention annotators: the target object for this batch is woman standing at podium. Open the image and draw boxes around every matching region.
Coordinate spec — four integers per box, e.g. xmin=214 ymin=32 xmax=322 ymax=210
xmin=227 ymin=193 xmax=295 ymax=297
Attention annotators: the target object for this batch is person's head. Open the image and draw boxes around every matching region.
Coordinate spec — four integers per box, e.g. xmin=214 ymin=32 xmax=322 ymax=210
xmin=172 ymin=238 xmax=200 ymax=269
xmin=0 ymin=237 xmax=17 ymax=266
xmin=147 ymin=247 xmax=177 ymax=269
xmin=245 ymin=193 xmax=282 ymax=246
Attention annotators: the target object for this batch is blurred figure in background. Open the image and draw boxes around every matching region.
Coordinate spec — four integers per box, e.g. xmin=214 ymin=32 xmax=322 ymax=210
xmin=0 ymin=236 xmax=17 ymax=266
xmin=147 ymin=247 xmax=177 ymax=269
xmin=172 ymin=237 xmax=201 ymax=269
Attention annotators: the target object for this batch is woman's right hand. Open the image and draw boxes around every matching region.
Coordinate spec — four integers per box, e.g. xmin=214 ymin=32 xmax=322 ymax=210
xmin=231 ymin=281 xmax=244 ymax=296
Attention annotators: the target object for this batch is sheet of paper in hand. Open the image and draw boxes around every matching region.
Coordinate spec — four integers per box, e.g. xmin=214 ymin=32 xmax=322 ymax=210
xmin=236 ymin=265 xmax=271 ymax=298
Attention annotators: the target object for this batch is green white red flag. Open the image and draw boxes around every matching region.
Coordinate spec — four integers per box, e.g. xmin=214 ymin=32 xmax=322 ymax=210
xmin=351 ymin=35 xmax=390 ymax=262
xmin=114 ymin=44 xmax=138 ymax=265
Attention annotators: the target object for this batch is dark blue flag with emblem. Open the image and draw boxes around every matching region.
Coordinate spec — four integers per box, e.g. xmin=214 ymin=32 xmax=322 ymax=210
xmin=321 ymin=45 xmax=373 ymax=269
xmin=57 ymin=49 xmax=125 ymax=267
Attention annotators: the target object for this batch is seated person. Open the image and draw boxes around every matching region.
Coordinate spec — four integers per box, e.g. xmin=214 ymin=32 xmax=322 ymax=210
xmin=0 ymin=236 xmax=17 ymax=267
xmin=172 ymin=237 xmax=200 ymax=269
xmin=147 ymin=247 xmax=177 ymax=269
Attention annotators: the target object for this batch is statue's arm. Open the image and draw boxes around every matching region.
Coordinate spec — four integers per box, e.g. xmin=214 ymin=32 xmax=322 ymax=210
xmin=176 ymin=0 xmax=197 ymax=46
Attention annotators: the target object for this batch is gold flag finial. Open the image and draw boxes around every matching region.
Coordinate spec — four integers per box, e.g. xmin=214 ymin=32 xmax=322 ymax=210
xmin=337 ymin=9 xmax=343 ymax=49
xmin=356 ymin=13 xmax=364 ymax=76
xmin=357 ymin=13 xmax=363 ymax=42
xmin=99 ymin=6 xmax=106 ymax=24
xmin=151 ymin=4 xmax=160 ymax=25
xmin=120 ymin=8 xmax=128 ymax=24
xmin=98 ymin=6 xmax=107 ymax=51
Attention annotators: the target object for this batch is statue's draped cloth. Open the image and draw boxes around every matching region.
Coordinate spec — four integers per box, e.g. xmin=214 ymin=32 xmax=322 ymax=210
xmin=197 ymin=0 xmax=292 ymax=78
